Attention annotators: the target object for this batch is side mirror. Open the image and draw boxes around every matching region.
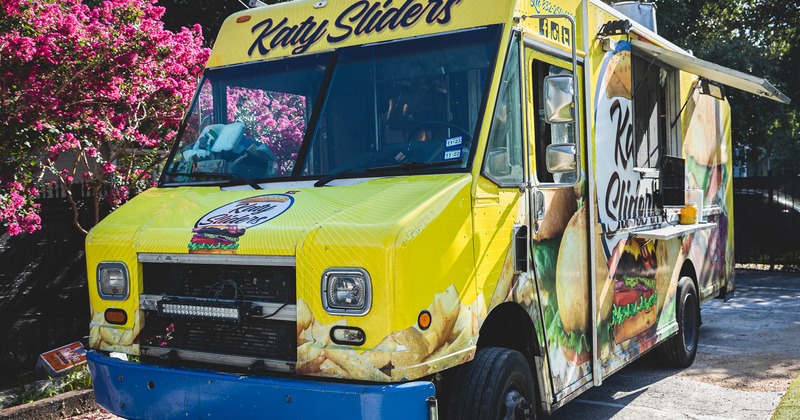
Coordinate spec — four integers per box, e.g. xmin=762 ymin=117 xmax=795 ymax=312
xmin=546 ymin=143 xmax=577 ymax=173
xmin=544 ymin=75 xmax=575 ymax=123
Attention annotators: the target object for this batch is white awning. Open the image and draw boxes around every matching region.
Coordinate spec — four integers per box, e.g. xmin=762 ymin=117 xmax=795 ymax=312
xmin=630 ymin=39 xmax=791 ymax=104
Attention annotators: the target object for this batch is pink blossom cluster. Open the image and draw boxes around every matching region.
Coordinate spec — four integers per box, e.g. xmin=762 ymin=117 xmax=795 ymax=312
xmin=0 ymin=0 xmax=210 ymax=234
xmin=226 ymin=87 xmax=307 ymax=175
xmin=0 ymin=182 xmax=42 ymax=235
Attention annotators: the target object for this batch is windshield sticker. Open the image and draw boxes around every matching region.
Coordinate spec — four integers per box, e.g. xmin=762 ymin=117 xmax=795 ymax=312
xmin=445 ymin=136 xmax=463 ymax=148
xmin=248 ymin=0 xmax=464 ymax=58
xmin=443 ymin=149 xmax=461 ymax=160
xmin=188 ymin=194 xmax=294 ymax=254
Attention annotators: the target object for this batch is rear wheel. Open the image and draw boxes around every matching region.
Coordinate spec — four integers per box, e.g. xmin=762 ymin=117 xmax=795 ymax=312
xmin=448 ymin=347 xmax=536 ymax=420
xmin=655 ymin=277 xmax=700 ymax=367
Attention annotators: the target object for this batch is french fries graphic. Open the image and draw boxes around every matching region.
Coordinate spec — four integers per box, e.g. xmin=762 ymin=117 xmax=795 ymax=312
xmin=324 ymin=348 xmax=390 ymax=382
xmin=296 ymin=342 xmax=326 ymax=374
xmin=89 ymin=308 xmax=142 ymax=354
xmin=296 ymin=284 xmax=483 ymax=382
xmin=418 ymin=285 xmax=460 ymax=354
xmin=319 ymin=359 xmax=348 ymax=378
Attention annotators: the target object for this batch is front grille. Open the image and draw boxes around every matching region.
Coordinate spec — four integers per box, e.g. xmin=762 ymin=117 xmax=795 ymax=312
xmin=141 ymin=312 xmax=295 ymax=361
xmin=143 ymin=263 xmax=295 ymax=303
xmin=139 ymin=255 xmax=297 ymax=372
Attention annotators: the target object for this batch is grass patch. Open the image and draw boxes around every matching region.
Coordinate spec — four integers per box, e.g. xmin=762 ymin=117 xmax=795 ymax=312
xmin=0 ymin=364 xmax=92 ymax=409
xmin=773 ymin=371 xmax=800 ymax=420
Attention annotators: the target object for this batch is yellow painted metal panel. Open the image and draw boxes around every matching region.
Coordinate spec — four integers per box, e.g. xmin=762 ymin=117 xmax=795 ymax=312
xmin=208 ymin=0 xmax=518 ymax=68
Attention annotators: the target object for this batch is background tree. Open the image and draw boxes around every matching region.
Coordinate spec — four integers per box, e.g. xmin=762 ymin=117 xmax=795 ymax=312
xmin=0 ymin=0 xmax=210 ymax=235
xmin=654 ymin=0 xmax=800 ymax=175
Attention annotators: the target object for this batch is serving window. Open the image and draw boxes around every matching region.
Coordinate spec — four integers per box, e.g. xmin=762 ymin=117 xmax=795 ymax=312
xmin=631 ymin=53 xmax=681 ymax=170
xmin=631 ymin=51 xmax=682 ymax=208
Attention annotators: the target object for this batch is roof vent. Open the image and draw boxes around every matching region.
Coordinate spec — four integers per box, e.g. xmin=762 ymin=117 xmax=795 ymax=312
xmin=610 ymin=1 xmax=657 ymax=33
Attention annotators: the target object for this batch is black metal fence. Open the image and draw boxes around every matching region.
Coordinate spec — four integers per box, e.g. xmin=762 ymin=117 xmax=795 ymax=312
xmin=0 ymin=183 xmax=109 ymax=385
xmin=734 ymin=174 xmax=800 ymax=270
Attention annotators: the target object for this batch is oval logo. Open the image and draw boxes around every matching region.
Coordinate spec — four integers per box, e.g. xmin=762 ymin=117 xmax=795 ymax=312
xmin=188 ymin=194 xmax=294 ymax=254
xmin=195 ymin=194 xmax=294 ymax=229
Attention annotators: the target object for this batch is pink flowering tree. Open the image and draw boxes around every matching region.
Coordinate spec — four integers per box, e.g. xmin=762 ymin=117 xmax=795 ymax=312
xmin=0 ymin=0 xmax=209 ymax=235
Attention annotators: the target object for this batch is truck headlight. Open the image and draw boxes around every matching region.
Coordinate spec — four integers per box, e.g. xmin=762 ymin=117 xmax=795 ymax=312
xmin=321 ymin=268 xmax=371 ymax=316
xmin=97 ymin=262 xmax=129 ymax=300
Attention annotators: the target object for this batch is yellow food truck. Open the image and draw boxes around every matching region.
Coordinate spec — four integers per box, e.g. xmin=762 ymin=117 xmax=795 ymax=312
xmin=85 ymin=0 xmax=790 ymax=418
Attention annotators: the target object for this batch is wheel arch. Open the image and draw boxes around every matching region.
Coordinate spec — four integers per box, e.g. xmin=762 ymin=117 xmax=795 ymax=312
xmin=476 ymin=302 xmax=545 ymax=416
xmin=477 ymin=302 xmax=541 ymax=361
xmin=678 ymin=258 xmax=701 ymax=324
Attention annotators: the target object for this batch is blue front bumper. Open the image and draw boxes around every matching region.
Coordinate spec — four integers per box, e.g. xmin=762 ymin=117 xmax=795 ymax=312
xmin=88 ymin=351 xmax=436 ymax=419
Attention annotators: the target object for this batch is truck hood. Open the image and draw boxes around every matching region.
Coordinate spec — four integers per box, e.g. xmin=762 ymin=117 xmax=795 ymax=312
xmin=87 ymin=174 xmax=472 ymax=257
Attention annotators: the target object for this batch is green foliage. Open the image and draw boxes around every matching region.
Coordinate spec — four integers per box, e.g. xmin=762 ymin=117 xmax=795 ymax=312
xmin=0 ymin=365 xmax=92 ymax=409
xmin=651 ymin=0 xmax=800 ymax=175
xmin=159 ymin=0 xmax=292 ymax=45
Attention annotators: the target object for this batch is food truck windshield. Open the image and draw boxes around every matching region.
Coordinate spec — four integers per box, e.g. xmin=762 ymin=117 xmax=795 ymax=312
xmin=162 ymin=25 xmax=502 ymax=187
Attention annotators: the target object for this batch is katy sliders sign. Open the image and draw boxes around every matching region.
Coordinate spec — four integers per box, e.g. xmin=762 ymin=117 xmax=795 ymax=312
xmin=247 ymin=0 xmax=464 ymax=57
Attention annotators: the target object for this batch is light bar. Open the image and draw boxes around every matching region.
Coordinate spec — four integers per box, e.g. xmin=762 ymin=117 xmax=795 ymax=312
xmin=158 ymin=300 xmax=246 ymax=322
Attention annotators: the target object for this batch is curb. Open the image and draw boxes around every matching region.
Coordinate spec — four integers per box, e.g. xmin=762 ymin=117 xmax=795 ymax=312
xmin=773 ymin=371 xmax=800 ymax=420
xmin=0 ymin=389 xmax=98 ymax=420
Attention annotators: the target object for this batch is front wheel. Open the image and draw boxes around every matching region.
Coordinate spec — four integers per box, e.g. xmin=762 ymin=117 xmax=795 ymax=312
xmin=655 ymin=277 xmax=700 ymax=368
xmin=447 ymin=347 xmax=536 ymax=420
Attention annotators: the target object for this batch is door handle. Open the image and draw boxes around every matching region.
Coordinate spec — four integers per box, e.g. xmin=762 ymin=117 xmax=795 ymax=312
xmin=533 ymin=190 xmax=545 ymax=220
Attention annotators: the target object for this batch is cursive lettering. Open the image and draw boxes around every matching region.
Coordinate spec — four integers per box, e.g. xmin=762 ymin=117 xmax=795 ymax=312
xmin=248 ymin=16 xmax=329 ymax=56
xmin=249 ymin=0 xmax=464 ymax=57
xmin=602 ymin=97 xmax=655 ymax=222
xmin=604 ymin=173 xmax=655 ymax=221
xmin=610 ymin=99 xmax=633 ymax=169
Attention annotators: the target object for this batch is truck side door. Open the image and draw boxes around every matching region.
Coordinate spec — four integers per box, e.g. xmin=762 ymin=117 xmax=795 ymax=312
xmin=524 ymin=45 xmax=592 ymax=401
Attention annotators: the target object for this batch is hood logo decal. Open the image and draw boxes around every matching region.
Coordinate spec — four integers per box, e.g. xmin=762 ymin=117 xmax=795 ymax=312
xmin=188 ymin=194 xmax=294 ymax=254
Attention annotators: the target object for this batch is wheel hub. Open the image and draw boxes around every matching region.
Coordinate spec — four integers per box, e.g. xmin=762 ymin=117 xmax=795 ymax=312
xmin=502 ymin=389 xmax=532 ymax=420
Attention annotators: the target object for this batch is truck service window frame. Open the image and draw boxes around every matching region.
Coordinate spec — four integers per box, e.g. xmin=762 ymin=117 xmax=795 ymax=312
xmin=631 ymin=52 xmax=681 ymax=170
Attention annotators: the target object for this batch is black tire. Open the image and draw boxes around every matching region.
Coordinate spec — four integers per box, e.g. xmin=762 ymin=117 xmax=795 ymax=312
xmin=655 ymin=277 xmax=700 ymax=368
xmin=448 ymin=347 xmax=536 ymax=420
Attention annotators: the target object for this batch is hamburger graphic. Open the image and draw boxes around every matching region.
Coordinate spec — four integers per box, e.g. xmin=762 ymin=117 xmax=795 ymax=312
xmin=188 ymin=225 xmax=246 ymax=254
xmin=187 ymin=194 xmax=294 ymax=255
xmin=611 ymin=239 xmax=658 ymax=343
xmin=554 ymin=207 xmax=591 ymax=365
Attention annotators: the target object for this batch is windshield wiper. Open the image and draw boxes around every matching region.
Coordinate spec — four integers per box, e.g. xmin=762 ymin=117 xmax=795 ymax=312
xmin=314 ymin=160 xmax=455 ymax=188
xmin=313 ymin=166 xmax=368 ymax=188
xmin=365 ymin=160 xmax=456 ymax=172
xmin=165 ymin=171 xmax=263 ymax=190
